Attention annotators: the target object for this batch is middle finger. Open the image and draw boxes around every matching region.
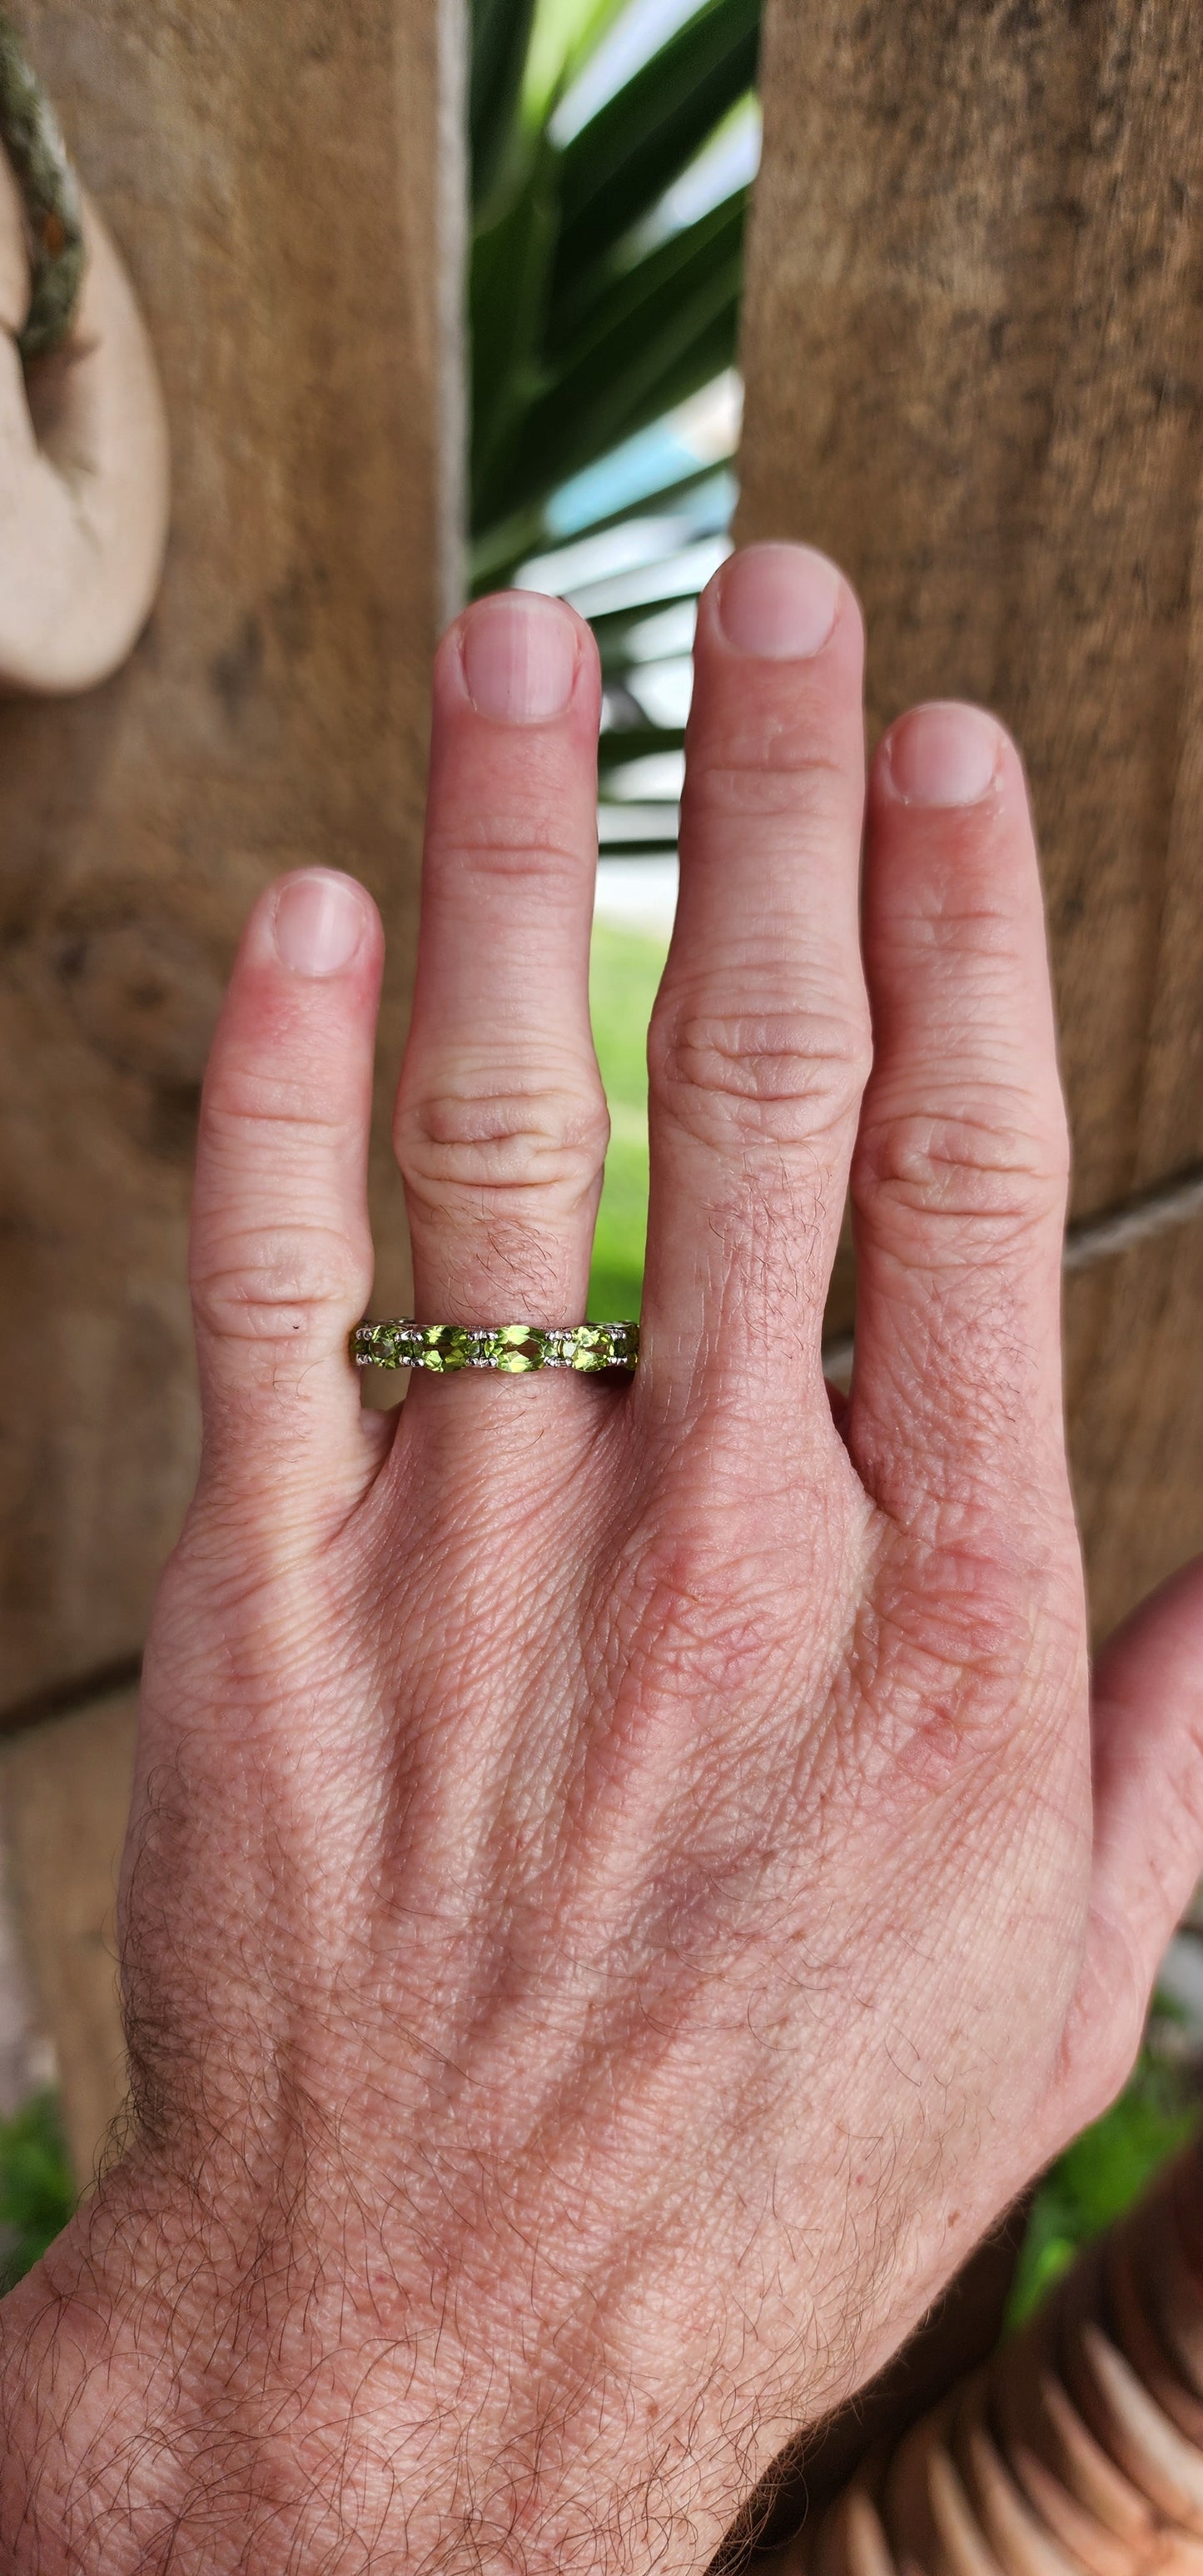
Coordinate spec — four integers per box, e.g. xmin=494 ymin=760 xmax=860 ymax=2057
xmin=641 ymin=543 xmax=871 ymax=1425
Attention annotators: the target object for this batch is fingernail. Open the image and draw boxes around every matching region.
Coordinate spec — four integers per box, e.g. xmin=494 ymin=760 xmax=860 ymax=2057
xmin=887 ymin=703 xmax=1001 ymax=807
xmin=271 ymin=871 xmax=365 ymax=977
xmin=715 ymin=543 xmax=842 ymax=659
xmin=461 ymin=592 xmax=579 ymax=722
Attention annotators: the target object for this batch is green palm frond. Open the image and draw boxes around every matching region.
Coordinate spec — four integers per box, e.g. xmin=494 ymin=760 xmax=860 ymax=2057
xmin=470 ymin=0 xmax=540 ymax=220
xmin=474 ymin=186 xmax=747 ymax=538
xmin=470 ymin=0 xmax=760 ymax=564
xmin=470 ymin=0 xmax=762 ymax=862
xmin=549 ymin=0 xmax=759 ymax=326
xmin=522 ymin=0 xmax=631 ymax=120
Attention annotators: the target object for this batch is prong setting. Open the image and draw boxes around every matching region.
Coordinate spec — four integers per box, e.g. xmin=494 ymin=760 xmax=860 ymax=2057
xmin=351 ymin=1320 xmax=639 ymax=1375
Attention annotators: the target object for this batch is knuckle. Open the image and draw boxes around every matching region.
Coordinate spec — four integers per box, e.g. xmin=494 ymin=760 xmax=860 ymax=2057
xmin=863 ymin=1533 xmax=1071 ymax=1777
xmin=853 ymin=1097 xmax=1068 ymax=1261
xmin=396 ymin=1072 xmax=609 ymax=1213
xmin=191 ymin=1220 xmax=361 ymax=1348
xmin=903 ymin=887 xmax=1040 ymax=966
xmin=619 ymin=1527 xmax=781 ymax=1706
xmin=649 ymin=997 xmax=871 ymax=1151
xmin=425 ymin=819 xmax=591 ymax=888
xmin=203 ymin=1060 xmax=352 ymax=1144
xmin=684 ymin=746 xmax=848 ymax=828
xmin=879 ymin=1539 xmax=1039 ymax=1703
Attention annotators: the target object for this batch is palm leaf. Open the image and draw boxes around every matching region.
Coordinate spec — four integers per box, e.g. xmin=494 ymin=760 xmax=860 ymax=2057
xmin=551 ymin=0 xmax=760 ymax=320
xmin=597 ymin=725 xmax=686 ymax=772
xmin=470 ymin=127 xmax=563 ymax=505
xmin=470 ymin=0 xmax=539 ymax=217
xmin=475 ymin=188 xmax=746 ymax=532
xmin=470 ymin=454 xmax=732 ymax=597
xmin=522 ymin=0 xmax=630 ymax=122
xmin=470 ymin=0 xmax=760 ymax=882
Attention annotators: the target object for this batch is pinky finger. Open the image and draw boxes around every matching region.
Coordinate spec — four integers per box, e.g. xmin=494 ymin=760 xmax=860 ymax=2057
xmin=190 ymin=870 xmax=385 ymax=1509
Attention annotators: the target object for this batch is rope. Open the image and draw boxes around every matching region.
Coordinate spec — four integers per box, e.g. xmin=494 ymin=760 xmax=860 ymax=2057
xmin=0 ymin=9 xmax=84 ymax=360
xmin=822 ymin=1158 xmax=1203 ymax=1383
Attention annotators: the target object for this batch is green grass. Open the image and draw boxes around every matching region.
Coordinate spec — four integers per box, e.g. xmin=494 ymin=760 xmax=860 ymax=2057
xmin=1007 ymin=2041 xmax=1196 ymax=2327
xmin=587 ymin=917 xmax=667 ymax=1318
xmin=0 ymin=2091 xmax=75 ymax=2293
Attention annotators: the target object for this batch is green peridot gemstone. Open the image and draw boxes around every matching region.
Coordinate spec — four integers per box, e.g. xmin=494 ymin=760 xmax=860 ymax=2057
xmin=359 ymin=1324 xmax=402 ymax=1365
xmin=423 ymin=1325 xmax=472 ymax=1372
xmin=485 ymin=1325 xmax=546 ymax=1372
xmin=571 ymin=1326 xmax=614 ymax=1372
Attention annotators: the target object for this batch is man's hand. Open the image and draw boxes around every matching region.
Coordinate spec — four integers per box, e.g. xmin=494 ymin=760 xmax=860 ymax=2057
xmin=4 ymin=545 xmax=1203 ymax=2575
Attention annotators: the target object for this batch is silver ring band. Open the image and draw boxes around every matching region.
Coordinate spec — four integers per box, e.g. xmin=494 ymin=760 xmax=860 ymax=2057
xmin=352 ymin=1320 xmax=639 ymax=1375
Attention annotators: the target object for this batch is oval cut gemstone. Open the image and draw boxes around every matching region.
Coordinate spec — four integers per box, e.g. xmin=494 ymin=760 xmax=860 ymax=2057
xmin=485 ymin=1325 xmax=546 ymax=1372
xmin=423 ymin=1325 xmax=471 ymax=1372
xmin=571 ymin=1326 xmax=614 ymax=1371
xmin=359 ymin=1323 xmax=405 ymax=1365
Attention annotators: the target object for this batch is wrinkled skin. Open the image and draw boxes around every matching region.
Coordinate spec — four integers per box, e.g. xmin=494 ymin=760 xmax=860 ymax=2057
xmin=3 ymin=547 xmax=1203 ymax=2576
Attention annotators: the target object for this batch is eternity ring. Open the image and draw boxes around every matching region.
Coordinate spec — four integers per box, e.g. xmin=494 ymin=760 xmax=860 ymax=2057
xmin=352 ymin=1320 xmax=639 ymax=1375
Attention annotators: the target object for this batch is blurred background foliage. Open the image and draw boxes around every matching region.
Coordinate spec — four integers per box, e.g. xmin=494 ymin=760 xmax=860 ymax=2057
xmin=470 ymin=0 xmax=763 ymax=1315
xmin=0 ymin=2092 xmax=74 ymax=2294
xmin=470 ymin=0 xmax=758 ymax=593
xmin=0 ymin=0 xmax=1196 ymax=2337
xmin=1006 ymin=2043 xmax=1197 ymax=2328
xmin=470 ymin=0 xmax=757 ymax=823
xmin=585 ymin=916 xmax=664 ymax=1316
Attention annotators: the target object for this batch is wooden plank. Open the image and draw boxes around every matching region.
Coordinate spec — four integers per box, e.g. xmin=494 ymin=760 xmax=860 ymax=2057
xmin=0 ymin=1693 xmax=137 ymax=2185
xmin=0 ymin=0 xmax=463 ymax=1711
xmin=0 ymin=1839 xmax=47 ymax=2121
xmin=0 ymin=0 xmax=462 ymax=2182
xmin=1065 ymin=1222 xmax=1203 ymax=1634
xmin=738 ymin=0 xmax=1203 ymax=1634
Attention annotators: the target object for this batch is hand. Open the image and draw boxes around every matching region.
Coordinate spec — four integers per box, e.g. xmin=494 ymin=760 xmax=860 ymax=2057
xmin=5 ymin=544 xmax=1203 ymax=2576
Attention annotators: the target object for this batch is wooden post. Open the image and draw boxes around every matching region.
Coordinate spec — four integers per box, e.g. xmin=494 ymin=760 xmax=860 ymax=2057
xmin=738 ymin=0 xmax=1203 ymax=1639
xmin=0 ymin=1694 xmax=137 ymax=2179
xmin=0 ymin=0 xmax=464 ymax=2177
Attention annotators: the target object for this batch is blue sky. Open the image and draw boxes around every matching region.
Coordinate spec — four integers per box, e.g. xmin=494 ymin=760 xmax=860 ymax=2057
xmin=554 ymin=0 xmax=705 ymax=137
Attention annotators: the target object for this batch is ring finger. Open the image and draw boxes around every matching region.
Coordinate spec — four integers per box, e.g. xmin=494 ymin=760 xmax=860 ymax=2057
xmin=393 ymin=589 xmax=609 ymax=1331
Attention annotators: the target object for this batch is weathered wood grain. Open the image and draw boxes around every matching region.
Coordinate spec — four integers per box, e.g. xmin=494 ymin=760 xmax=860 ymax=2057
xmin=738 ymin=0 xmax=1203 ymax=1633
xmin=0 ymin=1692 xmax=136 ymax=2184
xmin=0 ymin=0 xmax=463 ymax=1711
xmin=0 ymin=0 xmax=462 ymax=2179
xmin=1063 ymin=1221 xmax=1203 ymax=1632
